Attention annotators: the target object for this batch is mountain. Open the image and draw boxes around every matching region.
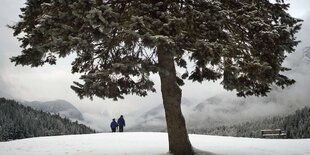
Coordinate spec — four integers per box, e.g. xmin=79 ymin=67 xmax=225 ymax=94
xmin=0 ymin=98 xmax=95 ymax=141
xmin=128 ymin=104 xmax=165 ymax=132
xmin=187 ymin=86 xmax=310 ymax=129
xmin=304 ymin=48 xmax=310 ymax=62
xmin=128 ymin=98 xmax=193 ymax=131
xmin=193 ymin=93 xmax=283 ymax=113
xmin=185 ymin=48 xmax=310 ymax=129
xmin=193 ymin=106 xmax=310 ymax=139
xmin=127 ymin=81 xmax=310 ymax=132
xmin=21 ymin=99 xmax=84 ymax=121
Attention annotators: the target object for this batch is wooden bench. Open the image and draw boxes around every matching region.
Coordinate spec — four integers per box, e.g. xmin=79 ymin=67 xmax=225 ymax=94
xmin=261 ymin=129 xmax=287 ymax=138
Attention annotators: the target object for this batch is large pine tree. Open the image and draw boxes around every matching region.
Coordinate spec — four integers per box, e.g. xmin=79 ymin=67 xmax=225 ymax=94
xmin=10 ymin=0 xmax=301 ymax=154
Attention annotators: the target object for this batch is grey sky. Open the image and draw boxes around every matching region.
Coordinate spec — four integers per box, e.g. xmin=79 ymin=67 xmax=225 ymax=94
xmin=0 ymin=0 xmax=224 ymax=107
xmin=1 ymin=0 xmax=310 ymax=131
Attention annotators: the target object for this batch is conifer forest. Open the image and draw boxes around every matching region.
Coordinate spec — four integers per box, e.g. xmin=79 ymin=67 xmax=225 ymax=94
xmin=0 ymin=98 xmax=95 ymax=141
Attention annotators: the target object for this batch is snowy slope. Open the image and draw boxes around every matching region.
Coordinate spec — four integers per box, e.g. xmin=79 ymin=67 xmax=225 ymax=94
xmin=0 ymin=132 xmax=309 ymax=155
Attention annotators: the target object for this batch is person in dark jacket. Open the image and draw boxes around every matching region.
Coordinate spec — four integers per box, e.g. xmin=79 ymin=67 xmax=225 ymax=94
xmin=110 ymin=118 xmax=118 ymax=132
xmin=117 ymin=115 xmax=126 ymax=132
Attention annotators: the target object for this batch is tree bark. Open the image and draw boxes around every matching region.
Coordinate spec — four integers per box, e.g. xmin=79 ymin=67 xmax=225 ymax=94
xmin=157 ymin=45 xmax=194 ymax=155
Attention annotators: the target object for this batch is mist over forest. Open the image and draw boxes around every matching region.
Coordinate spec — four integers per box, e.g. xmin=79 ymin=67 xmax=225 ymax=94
xmin=0 ymin=0 xmax=310 ymax=133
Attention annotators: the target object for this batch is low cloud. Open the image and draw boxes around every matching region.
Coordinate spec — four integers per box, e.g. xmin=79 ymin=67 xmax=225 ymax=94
xmin=1 ymin=0 xmax=309 ymax=132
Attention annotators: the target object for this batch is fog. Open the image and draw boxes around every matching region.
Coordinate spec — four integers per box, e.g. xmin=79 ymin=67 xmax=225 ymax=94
xmin=0 ymin=0 xmax=309 ymax=131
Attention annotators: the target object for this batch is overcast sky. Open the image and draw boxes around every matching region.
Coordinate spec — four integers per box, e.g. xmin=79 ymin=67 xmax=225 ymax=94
xmin=1 ymin=0 xmax=310 ymax=130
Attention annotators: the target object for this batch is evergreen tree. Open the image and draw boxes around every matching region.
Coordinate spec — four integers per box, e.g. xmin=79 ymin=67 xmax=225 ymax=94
xmin=0 ymin=98 xmax=95 ymax=141
xmin=195 ymin=106 xmax=310 ymax=139
xmin=9 ymin=0 xmax=301 ymax=154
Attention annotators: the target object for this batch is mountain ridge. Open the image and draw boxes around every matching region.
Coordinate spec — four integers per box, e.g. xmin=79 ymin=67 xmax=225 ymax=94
xmin=21 ymin=99 xmax=84 ymax=121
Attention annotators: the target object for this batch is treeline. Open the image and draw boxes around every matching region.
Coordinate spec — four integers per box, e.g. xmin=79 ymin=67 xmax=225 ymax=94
xmin=191 ymin=106 xmax=310 ymax=138
xmin=0 ymin=98 xmax=95 ymax=141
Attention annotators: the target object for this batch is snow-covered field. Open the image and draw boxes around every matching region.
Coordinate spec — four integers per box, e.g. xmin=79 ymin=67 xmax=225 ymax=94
xmin=0 ymin=132 xmax=310 ymax=155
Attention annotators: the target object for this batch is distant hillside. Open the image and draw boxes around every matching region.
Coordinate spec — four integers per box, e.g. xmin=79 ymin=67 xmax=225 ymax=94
xmin=22 ymin=100 xmax=84 ymax=121
xmin=191 ymin=106 xmax=310 ymax=139
xmin=127 ymin=98 xmax=193 ymax=132
xmin=0 ymin=98 xmax=95 ymax=141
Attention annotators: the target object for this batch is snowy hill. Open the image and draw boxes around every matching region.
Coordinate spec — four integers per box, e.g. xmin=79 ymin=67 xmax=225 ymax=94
xmin=0 ymin=132 xmax=309 ymax=155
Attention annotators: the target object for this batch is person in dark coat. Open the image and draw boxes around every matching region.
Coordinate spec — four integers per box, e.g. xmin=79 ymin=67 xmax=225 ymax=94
xmin=110 ymin=118 xmax=118 ymax=132
xmin=117 ymin=115 xmax=126 ymax=132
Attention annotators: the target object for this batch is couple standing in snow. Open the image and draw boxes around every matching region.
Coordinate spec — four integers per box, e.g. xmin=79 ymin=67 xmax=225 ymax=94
xmin=110 ymin=115 xmax=126 ymax=132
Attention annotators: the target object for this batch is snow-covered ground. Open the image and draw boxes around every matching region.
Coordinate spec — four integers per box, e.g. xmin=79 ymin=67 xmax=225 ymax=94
xmin=0 ymin=132 xmax=309 ymax=155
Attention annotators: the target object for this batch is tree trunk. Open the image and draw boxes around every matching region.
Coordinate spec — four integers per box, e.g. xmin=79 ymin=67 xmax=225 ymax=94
xmin=157 ymin=45 xmax=194 ymax=155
